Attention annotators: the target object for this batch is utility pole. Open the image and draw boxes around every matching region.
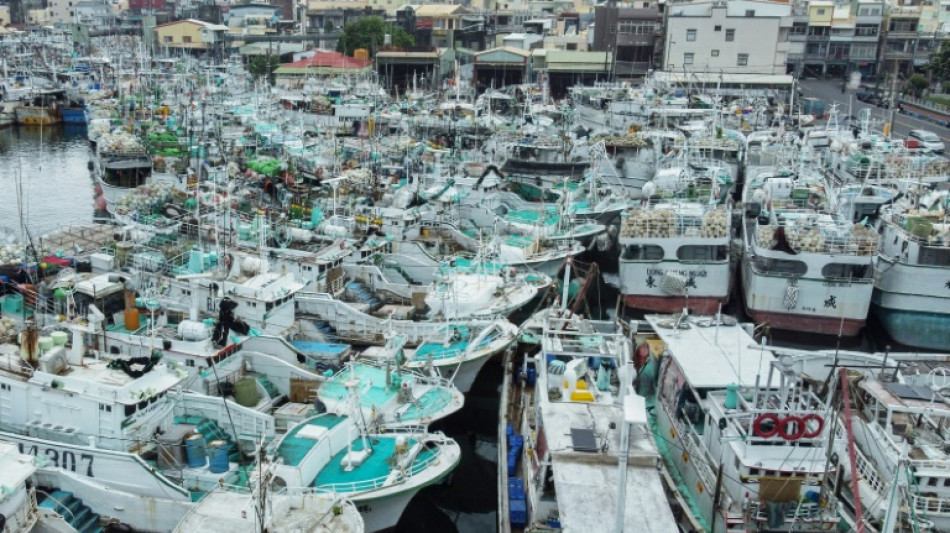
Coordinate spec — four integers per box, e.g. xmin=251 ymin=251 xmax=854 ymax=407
xmin=886 ymin=58 xmax=898 ymax=137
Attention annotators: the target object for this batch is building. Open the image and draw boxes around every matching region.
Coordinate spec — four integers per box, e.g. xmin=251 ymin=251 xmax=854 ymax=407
xmin=26 ymin=7 xmax=52 ymax=24
xmin=0 ymin=6 xmax=10 ymax=26
xmin=274 ymin=50 xmax=372 ymax=87
xmin=73 ymin=0 xmax=116 ymax=27
xmin=664 ymin=0 xmax=791 ymax=74
xmin=154 ymin=19 xmax=228 ymax=52
xmin=786 ymin=0 xmax=884 ymax=77
xmin=412 ymin=4 xmax=472 ymax=48
xmin=592 ymin=3 xmax=663 ymax=78
xmin=881 ymin=0 xmax=927 ymax=77
xmin=225 ymin=4 xmax=282 ymax=28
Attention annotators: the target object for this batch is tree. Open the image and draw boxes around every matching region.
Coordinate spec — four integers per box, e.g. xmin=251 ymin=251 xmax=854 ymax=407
xmin=248 ymin=55 xmax=281 ymax=86
xmin=908 ymin=73 xmax=929 ymax=97
xmin=336 ymin=16 xmax=414 ymax=56
xmin=926 ymin=39 xmax=950 ymax=81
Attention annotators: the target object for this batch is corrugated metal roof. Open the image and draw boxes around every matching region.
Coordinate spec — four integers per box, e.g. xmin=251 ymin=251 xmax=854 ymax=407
xmin=414 ymin=4 xmax=469 ymax=16
xmin=280 ymin=51 xmax=372 ymax=70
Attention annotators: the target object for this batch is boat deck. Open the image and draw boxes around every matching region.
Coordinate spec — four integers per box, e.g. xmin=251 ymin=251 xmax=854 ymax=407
xmin=319 ymin=365 xmax=457 ymax=422
xmin=276 ymin=415 xmax=346 ymax=467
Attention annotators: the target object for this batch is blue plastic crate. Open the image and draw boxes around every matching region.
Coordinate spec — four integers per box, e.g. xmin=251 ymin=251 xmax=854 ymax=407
xmin=510 ymin=498 xmax=527 ymax=528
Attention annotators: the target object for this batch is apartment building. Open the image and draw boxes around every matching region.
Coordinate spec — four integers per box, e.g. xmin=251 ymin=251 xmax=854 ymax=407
xmin=592 ymin=2 xmax=663 ymax=77
xmin=786 ymin=0 xmax=884 ymax=77
xmin=664 ymin=0 xmax=791 ymax=74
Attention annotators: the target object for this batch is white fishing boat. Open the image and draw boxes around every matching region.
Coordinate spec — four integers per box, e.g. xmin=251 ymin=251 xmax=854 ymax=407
xmin=174 ymin=484 xmax=364 ymax=533
xmin=91 ymin=129 xmax=154 ymax=208
xmin=741 ymin=168 xmax=877 ymax=336
xmin=872 ymin=186 xmax=950 ymax=350
xmin=364 ymin=318 xmax=516 ymax=394
xmin=0 ymin=442 xmax=39 ymax=533
xmin=617 ymin=164 xmax=734 ymax=314
xmin=0 ymin=321 xmax=275 ymax=502
xmin=34 ymin=462 xmax=193 ymax=533
xmin=642 ymin=313 xmax=840 ymax=532
xmin=268 ymin=395 xmax=461 ymax=532
xmin=317 ymin=358 xmax=465 ymax=427
xmin=498 ymin=311 xmax=681 ymax=532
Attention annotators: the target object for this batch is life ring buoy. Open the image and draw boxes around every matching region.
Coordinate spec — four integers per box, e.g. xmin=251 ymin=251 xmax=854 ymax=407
xmin=753 ymin=413 xmax=780 ymax=438
xmin=802 ymin=413 xmax=824 ymax=439
xmin=779 ymin=415 xmax=806 ymax=441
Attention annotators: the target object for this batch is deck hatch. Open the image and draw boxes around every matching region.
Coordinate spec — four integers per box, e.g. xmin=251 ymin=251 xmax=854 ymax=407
xmin=570 ymin=428 xmax=598 ymax=453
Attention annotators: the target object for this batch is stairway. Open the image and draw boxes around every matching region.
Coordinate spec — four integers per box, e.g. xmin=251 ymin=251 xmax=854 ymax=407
xmin=38 ymin=490 xmax=103 ymax=533
xmin=255 ymin=374 xmax=280 ymax=401
xmin=313 ymin=319 xmax=336 ymax=340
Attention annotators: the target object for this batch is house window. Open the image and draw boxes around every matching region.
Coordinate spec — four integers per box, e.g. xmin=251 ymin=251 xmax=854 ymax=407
xmin=856 ymin=24 xmax=878 ymax=36
xmin=737 ymin=53 xmax=748 ymax=66
xmin=745 ymin=9 xmax=755 ymax=16
xmin=725 ymin=29 xmax=735 ymax=41
xmin=714 ymin=25 xmax=721 ymax=31
xmin=183 ymin=36 xmax=192 ymax=43
xmin=791 ymin=22 xmax=807 ymax=35
xmin=817 ymin=8 xmax=825 ymax=14
xmin=711 ymin=49 xmax=719 ymax=57
xmin=686 ymin=29 xmax=696 ymax=41
xmin=684 ymin=52 xmax=694 ymax=65
xmin=163 ymin=36 xmax=172 ymax=43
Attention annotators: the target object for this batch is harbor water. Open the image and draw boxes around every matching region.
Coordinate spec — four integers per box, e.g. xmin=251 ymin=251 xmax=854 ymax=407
xmin=0 ymin=126 xmax=96 ymax=239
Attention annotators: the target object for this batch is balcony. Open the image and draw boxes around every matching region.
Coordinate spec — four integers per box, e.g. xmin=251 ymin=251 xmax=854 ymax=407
xmin=882 ymin=50 xmax=913 ymax=59
xmin=887 ymin=30 xmax=920 ymax=38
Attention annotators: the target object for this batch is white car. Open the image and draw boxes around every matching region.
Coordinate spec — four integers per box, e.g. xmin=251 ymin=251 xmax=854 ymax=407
xmin=908 ymin=130 xmax=945 ymax=154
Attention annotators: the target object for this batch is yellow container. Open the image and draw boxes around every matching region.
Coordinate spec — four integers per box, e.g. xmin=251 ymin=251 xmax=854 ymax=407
xmin=354 ymin=48 xmax=369 ymax=61
xmin=571 ymin=390 xmax=595 ymax=402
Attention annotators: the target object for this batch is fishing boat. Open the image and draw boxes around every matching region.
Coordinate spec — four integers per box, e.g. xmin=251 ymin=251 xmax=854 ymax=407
xmin=0 ymin=321 xmax=275 ymax=501
xmin=268 ymin=404 xmax=461 ymax=531
xmin=741 ymin=168 xmax=878 ymax=336
xmin=641 ymin=313 xmax=840 ymax=532
xmin=617 ymin=163 xmax=734 ymax=314
xmin=33 ymin=461 xmax=193 ymax=533
xmin=92 ymin=129 xmax=154 ymax=207
xmin=756 ymin=346 xmax=950 ymax=532
xmin=174 ymin=482 xmax=363 ymax=533
xmin=872 ymin=186 xmax=950 ymax=349
xmin=0 ymin=442 xmax=40 ymax=532
xmin=15 ymin=89 xmax=66 ymax=126
xmin=498 ymin=310 xmax=682 ymax=532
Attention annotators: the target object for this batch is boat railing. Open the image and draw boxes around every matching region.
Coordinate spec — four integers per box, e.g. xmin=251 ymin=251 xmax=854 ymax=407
xmin=315 ymin=444 xmax=443 ymax=493
xmin=668 ymin=406 xmax=716 ymax=488
xmin=910 ymin=492 xmax=950 ymax=517
xmin=852 ymin=440 xmax=887 ymax=496
xmin=620 ymin=205 xmax=729 ymax=240
xmin=884 ymin=212 xmax=950 ymax=247
xmin=752 ymin=217 xmax=878 ymax=256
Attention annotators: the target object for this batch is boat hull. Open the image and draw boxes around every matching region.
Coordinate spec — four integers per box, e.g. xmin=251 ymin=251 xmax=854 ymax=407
xmin=871 ymin=256 xmax=950 ymax=350
xmin=622 ymin=294 xmax=727 ymax=315
xmin=0 ymin=431 xmax=190 ymax=501
xmin=872 ymin=294 xmax=950 ymax=350
xmin=743 ymin=307 xmax=865 ymax=336
xmin=61 ymin=108 xmax=87 ymax=124
xmin=740 ymin=259 xmax=870 ymax=336
xmin=15 ymin=106 xmax=61 ymax=126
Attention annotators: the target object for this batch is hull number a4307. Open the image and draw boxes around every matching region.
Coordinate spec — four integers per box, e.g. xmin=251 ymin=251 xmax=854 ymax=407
xmin=18 ymin=443 xmax=95 ymax=477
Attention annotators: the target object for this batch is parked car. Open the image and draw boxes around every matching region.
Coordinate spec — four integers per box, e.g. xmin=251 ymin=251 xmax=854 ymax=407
xmin=908 ymin=130 xmax=946 ymax=154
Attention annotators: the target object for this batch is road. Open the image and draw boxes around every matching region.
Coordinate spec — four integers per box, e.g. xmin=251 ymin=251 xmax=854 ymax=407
xmin=798 ymin=79 xmax=950 ymax=145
